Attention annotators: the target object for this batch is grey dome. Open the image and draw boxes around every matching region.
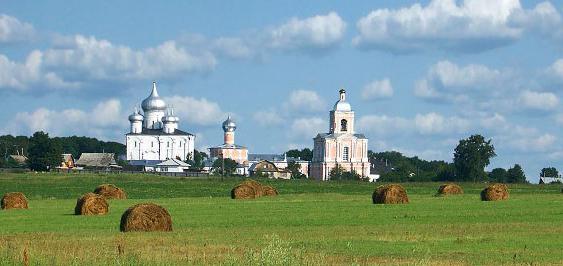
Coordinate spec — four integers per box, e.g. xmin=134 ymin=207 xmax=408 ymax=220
xmin=333 ymin=89 xmax=352 ymax=112
xmin=162 ymin=109 xmax=179 ymax=123
xmin=222 ymin=115 xmax=236 ymax=132
xmin=128 ymin=110 xmax=143 ymax=122
xmin=141 ymin=82 xmax=167 ymax=112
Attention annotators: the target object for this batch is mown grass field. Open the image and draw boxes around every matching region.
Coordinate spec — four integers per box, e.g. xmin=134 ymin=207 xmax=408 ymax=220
xmin=0 ymin=173 xmax=562 ymax=265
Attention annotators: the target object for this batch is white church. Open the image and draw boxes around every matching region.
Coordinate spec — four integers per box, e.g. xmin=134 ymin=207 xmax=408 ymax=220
xmin=126 ymin=82 xmax=195 ymax=169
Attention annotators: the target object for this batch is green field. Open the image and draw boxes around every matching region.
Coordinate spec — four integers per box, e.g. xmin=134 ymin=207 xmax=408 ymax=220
xmin=0 ymin=173 xmax=562 ymax=265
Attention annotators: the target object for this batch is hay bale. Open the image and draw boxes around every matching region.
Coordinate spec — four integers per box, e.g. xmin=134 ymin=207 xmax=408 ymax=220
xmin=231 ymin=184 xmax=257 ymax=199
xmin=372 ymin=184 xmax=409 ymax=204
xmin=120 ymin=203 xmax=172 ymax=232
xmin=261 ymin=185 xmax=279 ymax=197
xmin=1 ymin=192 xmax=28 ymax=210
xmin=74 ymin=193 xmax=109 ymax=215
xmin=94 ymin=184 xmax=127 ymax=199
xmin=241 ymin=179 xmax=264 ymax=197
xmin=437 ymin=183 xmax=464 ymax=195
xmin=481 ymin=183 xmax=509 ymax=201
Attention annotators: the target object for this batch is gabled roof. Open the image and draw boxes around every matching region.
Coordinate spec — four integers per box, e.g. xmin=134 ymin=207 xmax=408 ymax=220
xmin=539 ymin=176 xmax=562 ymax=184
xmin=75 ymin=153 xmax=117 ymax=167
xmin=9 ymin=155 xmax=27 ymax=164
xmin=210 ymin=143 xmax=247 ymax=149
xmin=155 ymin=158 xmax=190 ymax=167
xmin=248 ymin=154 xmax=285 ymax=162
xmin=126 ymin=128 xmax=194 ymax=136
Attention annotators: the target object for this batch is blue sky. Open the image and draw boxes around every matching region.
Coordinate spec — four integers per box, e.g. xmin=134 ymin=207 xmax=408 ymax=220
xmin=1 ymin=0 xmax=563 ymax=181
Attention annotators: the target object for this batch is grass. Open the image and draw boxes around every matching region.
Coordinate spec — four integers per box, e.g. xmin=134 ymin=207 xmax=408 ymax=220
xmin=0 ymin=172 xmax=562 ymax=265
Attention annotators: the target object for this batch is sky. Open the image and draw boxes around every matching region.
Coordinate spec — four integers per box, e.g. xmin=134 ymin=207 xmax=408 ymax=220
xmin=1 ymin=0 xmax=563 ymax=181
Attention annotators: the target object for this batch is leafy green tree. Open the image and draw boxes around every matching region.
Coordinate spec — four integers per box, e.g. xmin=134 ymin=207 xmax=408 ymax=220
xmin=453 ymin=135 xmax=496 ymax=182
xmin=329 ymin=165 xmax=362 ymax=181
xmin=433 ymin=164 xmax=456 ymax=181
xmin=540 ymin=167 xmax=558 ymax=177
xmin=212 ymin=158 xmax=238 ymax=176
xmin=489 ymin=168 xmax=507 ymax=183
xmin=186 ymin=149 xmax=208 ymax=170
xmin=28 ymin=131 xmax=62 ymax=171
xmin=286 ymin=148 xmax=313 ymax=161
xmin=507 ymin=164 xmax=527 ymax=183
xmin=286 ymin=161 xmax=306 ymax=179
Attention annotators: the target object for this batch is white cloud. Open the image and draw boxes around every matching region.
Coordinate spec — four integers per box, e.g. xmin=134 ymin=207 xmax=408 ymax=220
xmin=354 ymin=0 xmax=523 ymax=52
xmin=414 ymin=112 xmax=470 ymax=135
xmin=518 ymin=90 xmax=559 ymax=111
xmin=358 ymin=112 xmax=470 ymax=136
xmin=357 ymin=115 xmax=410 ymax=136
xmin=212 ymin=37 xmax=256 ymax=60
xmin=4 ymin=99 xmax=126 ymax=140
xmin=361 ymin=78 xmax=393 ymax=100
xmin=509 ymin=1 xmax=563 ymax=40
xmin=0 ymin=14 xmax=35 ymax=43
xmin=508 ymin=133 xmax=557 ymax=152
xmin=289 ymin=117 xmax=325 ymax=139
xmin=287 ymin=90 xmax=325 ymax=112
xmin=0 ymin=51 xmax=79 ymax=91
xmin=165 ymin=96 xmax=225 ymax=126
xmin=43 ymin=35 xmax=216 ymax=82
xmin=269 ymin=12 xmax=346 ymax=51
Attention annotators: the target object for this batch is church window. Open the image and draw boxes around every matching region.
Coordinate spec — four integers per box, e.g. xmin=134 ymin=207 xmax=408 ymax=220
xmin=341 ymin=119 xmax=348 ymax=132
xmin=134 ymin=141 xmax=136 ymax=147
xmin=167 ymin=142 xmax=170 ymax=148
xmin=151 ymin=142 xmax=154 ymax=148
xmin=343 ymin=147 xmax=349 ymax=161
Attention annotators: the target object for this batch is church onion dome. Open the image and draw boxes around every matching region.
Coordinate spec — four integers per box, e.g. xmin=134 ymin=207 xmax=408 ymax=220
xmin=162 ymin=109 xmax=179 ymax=123
xmin=128 ymin=109 xmax=143 ymax=122
xmin=141 ymin=82 xmax=167 ymax=112
xmin=222 ymin=115 xmax=236 ymax=132
xmin=333 ymin=88 xmax=352 ymax=112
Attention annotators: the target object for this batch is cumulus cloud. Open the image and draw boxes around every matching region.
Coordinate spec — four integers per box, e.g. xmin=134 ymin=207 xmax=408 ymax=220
xmin=356 ymin=115 xmax=410 ymax=136
xmin=518 ymin=90 xmax=559 ymax=111
xmin=414 ymin=112 xmax=470 ymax=135
xmin=268 ymin=12 xmax=346 ymax=51
xmin=354 ymin=0 xmax=524 ymax=52
xmin=4 ymin=99 xmax=126 ymax=140
xmin=289 ymin=117 xmax=325 ymax=139
xmin=509 ymin=1 xmax=563 ymax=40
xmin=165 ymin=96 xmax=225 ymax=126
xmin=361 ymin=78 xmax=393 ymax=100
xmin=0 ymin=51 xmax=79 ymax=91
xmin=508 ymin=133 xmax=557 ymax=152
xmin=287 ymin=90 xmax=326 ymax=112
xmin=0 ymin=14 xmax=35 ymax=43
xmin=357 ymin=112 xmax=469 ymax=136
xmin=253 ymin=109 xmax=285 ymax=127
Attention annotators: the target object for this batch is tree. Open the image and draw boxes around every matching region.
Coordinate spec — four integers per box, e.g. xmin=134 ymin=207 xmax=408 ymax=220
xmin=453 ymin=134 xmax=496 ymax=182
xmin=507 ymin=164 xmax=527 ymax=183
xmin=186 ymin=149 xmax=208 ymax=170
xmin=286 ymin=161 xmax=306 ymax=179
xmin=329 ymin=165 xmax=362 ymax=181
xmin=286 ymin=148 xmax=313 ymax=161
xmin=27 ymin=131 xmax=62 ymax=171
xmin=212 ymin=158 xmax=238 ymax=176
xmin=540 ymin=167 xmax=558 ymax=177
xmin=489 ymin=168 xmax=507 ymax=183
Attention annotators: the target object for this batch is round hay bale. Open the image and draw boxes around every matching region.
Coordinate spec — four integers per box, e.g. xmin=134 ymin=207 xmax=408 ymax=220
xmin=231 ymin=184 xmax=257 ymax=199
xmin=94 ymin=184 xmax=127 ymax=199
xmin=1 ymin=192 xmax=28 ymax=210
xmin=120 ymin=203 xmax=172 ymax=232
xmin=437 ymin=183 xmax=464 ymax=195
xmin=74 ymin=193 xmax=109 ymax=215
xmin=241 ymin=179 xmax=264 ymax=197
xmin=372 ymin=184 xmax=409 ymax=204
xmin=481 ymin=183 xmax=509 ymax=201
xmin=261 ymin=185 xmax=279 ymax=197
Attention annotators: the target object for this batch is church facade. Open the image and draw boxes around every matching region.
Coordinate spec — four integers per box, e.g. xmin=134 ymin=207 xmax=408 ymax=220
xmin=209 ymin=116 xmax=249 ymax=166
xmin=126 ymin=82 xmax=195 ymax=162
xmin=310 ymin=89 xmax=370 ymax=180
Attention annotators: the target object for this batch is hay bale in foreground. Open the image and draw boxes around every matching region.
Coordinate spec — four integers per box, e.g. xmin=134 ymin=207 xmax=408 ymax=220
xmin=74 ymin=193 xmax=109 ymax=215
xmin=372 ymin=184 xmax=409 ymax=204
xmin=481 ymin=183 xmax=509 ymax=201
xmin=261 ymin=185 xmax=279 ymax=197
xmin=437 ymin=183 xmax=464 ymax=195
xmin=120 ymin=203 xmax=172 ymax=232
xmin=94 ymin=184 xmax=127 ymax=199
xmin=241 ymin=179 xmax=264 ymax=197
xmin=1 ymin=192 xmax=28 ymax=210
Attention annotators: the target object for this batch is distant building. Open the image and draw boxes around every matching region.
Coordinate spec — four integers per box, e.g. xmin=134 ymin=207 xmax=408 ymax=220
xmin=75 ymin=153 xmax=120 ymax=169
xmin=209 ymin=116 xmax=249 ymax=175
xmin=58 ymin=154 xmax=75 ymax=169
xmin=126 ymin=82 xmax=195 ymax=163
xmin=249 ymin=160 xmax=291 ymax=179
xmin=248 ymin=153 xmax=309 ymax=178
xmin=311 ymin=89 xmax=370 ymax=180
xmin=154 ymin=158 xmax=191 ymax=173
xmin=9 ymin=155 xmax=27 ymax=166
xmin=539 ymin=176 xmax=562 ymax=184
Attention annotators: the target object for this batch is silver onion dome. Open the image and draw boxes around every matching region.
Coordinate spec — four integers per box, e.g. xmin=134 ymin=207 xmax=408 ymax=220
xmin=222 ymin=115 xmax=236 ymax=132
xmin=128 ymin=109 xmax=143 ymax=122
xmin=333 ymin=89 xmax=351 ymax=112
xmin=141 ymin=82 xmax=167 ymax=112
xmin=162 ymin=108 xmax=179 ymax=123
